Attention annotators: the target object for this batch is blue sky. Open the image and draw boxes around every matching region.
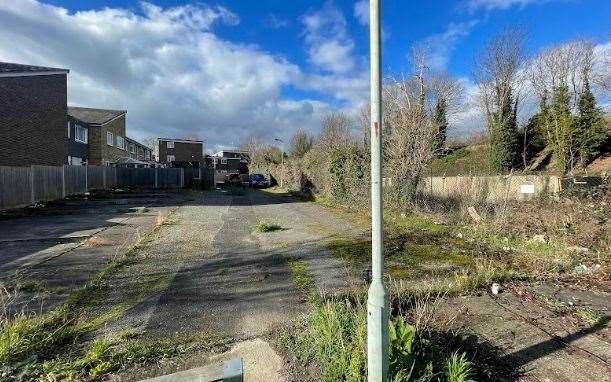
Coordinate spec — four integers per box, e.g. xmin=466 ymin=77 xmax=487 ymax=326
xmin=1 ymin=0 xmax=609 ymax=149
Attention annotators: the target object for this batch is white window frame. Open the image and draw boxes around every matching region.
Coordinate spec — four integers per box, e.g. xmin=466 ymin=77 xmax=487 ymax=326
xmin=167 ymin=155 xmax=175 ymax=162
xmin=167 ymin=141 xmax=174 ymax=149
xmin=116 ymin=136 xmax=125 ymax=150
xmin=107 ymin=131 xmax=114 ymax=146
xmin=145 ymin=151 xmax=151 ymax=160
xmin=74 ymin=124 xmax=88 ymax=144
xmin=221 ymin=158 xmax=227 ymax=164
xmin=130 ymin=144 xmax=136 ymax=154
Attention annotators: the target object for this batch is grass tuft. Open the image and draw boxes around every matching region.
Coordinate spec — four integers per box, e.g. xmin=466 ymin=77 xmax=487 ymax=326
xmin=255 ymin=220 xmax=283 ymax=233
xmin=445 ymin=351 xmax=473 ymax=382
xmin=286 ymin=258 xmax=315 ymax=296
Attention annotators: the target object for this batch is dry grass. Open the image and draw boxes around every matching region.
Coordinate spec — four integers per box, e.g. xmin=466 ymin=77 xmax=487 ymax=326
xmin=155 ymin=212 xmax=169 ymax=227
xmin=83 ymin=235 xmax=108 ymax=248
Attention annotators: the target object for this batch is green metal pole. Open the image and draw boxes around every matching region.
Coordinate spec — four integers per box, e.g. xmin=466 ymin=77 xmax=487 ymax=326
xmin=367 ymin=0 xmax=388 ymax=381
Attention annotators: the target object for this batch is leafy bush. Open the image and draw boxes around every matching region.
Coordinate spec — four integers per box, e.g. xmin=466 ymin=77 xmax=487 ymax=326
xmin=282 ymin=299 xmax=475 ymax=382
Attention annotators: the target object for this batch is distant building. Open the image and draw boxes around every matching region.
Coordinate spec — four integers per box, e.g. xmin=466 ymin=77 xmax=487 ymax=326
xmin=207 ymin=150 xmax=250 ymax=184
xmin=67 ymin=107 xmax=128 ymax=166
xmin=0 ymin=62 xmax=69 ymax=166
xmin=157 ymin=138 xmax=204 ymax=167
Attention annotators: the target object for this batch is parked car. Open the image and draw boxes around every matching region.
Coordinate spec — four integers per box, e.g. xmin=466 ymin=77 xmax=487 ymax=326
xmin=249 ymin=173 xmax=269 ymax=188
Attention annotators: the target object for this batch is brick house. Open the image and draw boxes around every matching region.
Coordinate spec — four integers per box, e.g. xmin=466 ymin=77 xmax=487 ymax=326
xmin=157 ymin=138 xmax=204 ymax=167
xmin=123 ymin=137 xmax=154 ymax=167
xmin=0 ymin=62 xmax=69 ymax=166
xmin=67 ymin=107 xmax=128 ymax=166
xmin=207 ymin=150 xmax=249 ymax=184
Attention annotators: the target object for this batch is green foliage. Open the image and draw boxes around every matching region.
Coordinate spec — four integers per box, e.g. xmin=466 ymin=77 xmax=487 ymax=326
xmin=286 ymin=258 xmax=316 ymax=296
xmin=577 ymin=80 xmax=609 ymax=164
xmin=432 ymin=98 xmax=448 ymax=154
xmin=281 ymin=300 xmax=367 ymax=382
xmin=19 ymin=334 xmax=230 ymax=380
xmin=428 ymin=145 xmax=492 ymax=176
xmin=328 ymin=145 xmax=370 ymax=206
xmin=388 ymin=316 xmax=417 ymax=379
xmin=488 ymin=90 xmax=519 ymax=173
xmin=549 ymin=85 xmax=577 ymax=173
xmin=445 ymin=351 xmax=473 ymax=382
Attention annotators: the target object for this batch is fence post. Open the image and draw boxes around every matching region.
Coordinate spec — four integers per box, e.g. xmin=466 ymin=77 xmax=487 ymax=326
xmin=61 ymin=165 xmax=66 ymax=198
xmin=180 ymin=168 xmax=185 ymax=188
xmin=30 ymin=165 xmax=36 ymax=204
xmin=102 ymin=167 xmax=107 ymax=189
xmin=154 ymin=167 xmax=159 ymax=189
xmin=85 ymin=165 xmax=88 ymax=192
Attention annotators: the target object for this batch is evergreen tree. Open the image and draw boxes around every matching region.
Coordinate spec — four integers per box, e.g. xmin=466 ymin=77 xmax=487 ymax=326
xmin=432 ymin=98 xmax=448 ymax=155
xmin=549 ymin=85 xmax=575 ymax=173
xmin=489 ymin=88 xmax=519 ymax=173
xmin=577 ymin=79 xmax=608 ymax=165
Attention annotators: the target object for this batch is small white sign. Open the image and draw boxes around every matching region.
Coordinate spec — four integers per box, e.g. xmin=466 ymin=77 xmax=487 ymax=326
xmin=520 ymin=184 xmax=535 ymax=194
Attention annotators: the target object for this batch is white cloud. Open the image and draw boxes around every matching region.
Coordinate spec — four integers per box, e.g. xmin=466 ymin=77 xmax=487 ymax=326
xmin=354 ymin=0 xmax=369 ymax=25
xmin=419 ymin=20 xmax=478 ymax=71
xmin=0 ymin=0 xmax=365 ymax=150
xmin=464 ymin=0 xmax=549 ymax=12
xmin=302 ymin=2 xmax=355 ymax=74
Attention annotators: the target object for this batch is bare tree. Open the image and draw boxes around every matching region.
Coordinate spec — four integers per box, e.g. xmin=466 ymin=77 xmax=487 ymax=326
xmin=316 ymin=111 xmax=354 ymax=151
xmin=529 ymin=39 xmax=595 ymax=107
xmin=474 ymin=27 xmax=526 ymax=172
xmin=288 ymin=129 xmax=314 ymax=158
xmin=383 ymin=50 xmax=438 ymax=205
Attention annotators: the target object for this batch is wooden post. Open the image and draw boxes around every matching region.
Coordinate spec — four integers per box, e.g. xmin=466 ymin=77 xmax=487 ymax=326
xmin=61 ymin=165 xmax=66 ymax=198
xmin=30 ymin=165 xmax=36 ymax=204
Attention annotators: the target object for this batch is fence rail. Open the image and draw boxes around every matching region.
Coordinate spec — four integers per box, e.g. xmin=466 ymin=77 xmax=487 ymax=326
xmin=0 ymin=165 xmax=214 ymax=211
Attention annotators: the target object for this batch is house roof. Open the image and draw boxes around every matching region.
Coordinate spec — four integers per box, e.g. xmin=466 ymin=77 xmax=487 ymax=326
xmin=157 ymin=138 xmax=204 ymax=144
xmin=125 ymin=137 xmax=152 ymax=151
xmin=68 ymin=106 xmax=126 ymax=125
xmin=0 ymin=62 xmax=69 ymax=77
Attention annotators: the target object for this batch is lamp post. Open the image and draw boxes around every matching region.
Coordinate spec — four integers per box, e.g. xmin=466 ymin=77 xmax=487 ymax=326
xmin=368 ymin=0 xmax=388 ymax=381
xmin=274 ymin=138 xmax=284 ymax=188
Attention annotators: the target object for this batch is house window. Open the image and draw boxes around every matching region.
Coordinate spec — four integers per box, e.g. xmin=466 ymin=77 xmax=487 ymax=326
xmin=130 ymin=144 xmax=135 ymax=154
xmin=221 ymin=158 xmax=227 ymax=164
xmin=167 ymin=155 xmax=175 ymax=162
xmin=167 ymin=141 xmax=174 ymax=149
xmin=75 ymin=124 xmax=88 ymax=144
xmin=116 ymin=136 xmax=125 ymax=150
xmin=145 ymin=151 xmax=151 ymax=160
xmin=107 ymin=131 xmax=114 ymax=146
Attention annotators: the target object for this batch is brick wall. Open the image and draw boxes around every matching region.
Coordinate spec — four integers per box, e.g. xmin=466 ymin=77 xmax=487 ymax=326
xmin=158 ymin=140 xmax=203 ymax=163
xmin=0 ymin=74 xmax=68 ymax=166
xmin=87 ymin=115 xmax=127 ymax=165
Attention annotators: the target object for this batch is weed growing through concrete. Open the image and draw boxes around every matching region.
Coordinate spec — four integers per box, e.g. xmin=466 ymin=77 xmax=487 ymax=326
xmin=0 ymin=209 xmax=178 ymax=379
xmin=285 ymin=258 xmax=315 ymax=296
xmin=255 ymin=220 xmax=283 ymax=233
xmin=18 ymin=332 xmax=231 ymax=380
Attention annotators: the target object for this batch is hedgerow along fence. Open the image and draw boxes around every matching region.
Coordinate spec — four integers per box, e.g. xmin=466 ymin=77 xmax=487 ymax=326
xmin=0 ymin=165 xmax=214 ymax=211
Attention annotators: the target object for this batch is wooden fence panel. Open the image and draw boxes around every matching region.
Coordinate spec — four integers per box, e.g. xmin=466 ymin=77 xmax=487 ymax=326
xmin=158 ymin=168 xmax=181 ymax=188
xmin=87 ymin=166 xmax=105 ymax=190
xmin=32 ymin=165 xmax=63 ymax=202
xmin=0 ymin=166 xmax=32 ymax=210
xmin=64 ymin=165 xmax=87 ymax=195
